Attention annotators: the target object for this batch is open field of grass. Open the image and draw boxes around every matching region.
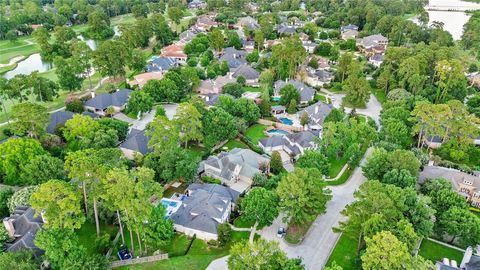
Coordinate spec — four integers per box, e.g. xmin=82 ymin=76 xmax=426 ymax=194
xmin=245 ymin=124 xmax=267 ymax=145
xmin=418 ymin=239 xmax=463 ymax=264
xmin=0 ymin=38 xmax=39 ymax=64
xmin=328 ymin=156 xmax=347 ymax=178
xmin=325 ymin=230 xmax=361 ymax=270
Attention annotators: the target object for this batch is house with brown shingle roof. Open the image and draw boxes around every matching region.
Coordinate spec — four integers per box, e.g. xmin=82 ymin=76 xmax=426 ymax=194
xmin=160 ymin=44 xmax=187 ymax=64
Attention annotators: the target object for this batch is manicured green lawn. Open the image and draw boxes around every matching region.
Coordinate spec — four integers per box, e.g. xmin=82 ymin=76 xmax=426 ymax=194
xmin=325 ymin=230 xmax=361 ymax=270
xmin=418 ymin=239 xmax=463 ymax=264
xmin=245 ymin=124 xmax=267 ymax=144
xmin=243 ymin=86 xmax=262 ymax=93
xmin=224 ymin=139 xmax=249 ymax=150
xmin=233 ymin=216 xmax=255 ymax=228
xmin=327 ymin=166 xmax=353 ymax=186
xmin=159 ymin=234 xmax=191 ymax=257
xmin=187 ymin=145 xmax=205 ymax=160
xmin=75 ymin=221 xmax=118 ymax=255
xmin=328 ymin=156 xmax=347 ymax=178
xmin=371 ymin=88 xmax=386 ymax=104
xmin=0 ymin=37 xmax=39 ymax=64
xmin=0 ymin=63 xmax=18 ymax=74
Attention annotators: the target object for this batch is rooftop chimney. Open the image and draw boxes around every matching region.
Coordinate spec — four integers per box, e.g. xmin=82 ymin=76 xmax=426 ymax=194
xmin=3 ymin=218 xmax=15 ymax=238
xmin=461 ymin=247 xmax=473 ymax=268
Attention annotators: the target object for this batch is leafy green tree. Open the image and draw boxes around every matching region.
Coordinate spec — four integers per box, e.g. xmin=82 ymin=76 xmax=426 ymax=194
xmin=146 ymin=116 xmax=179 ymax=151
xmin=337 ymin=53 xmax=353 ymax=82
xmin=30 ymin=180 xmax=85 ymax=230
xmin=228 ymin=239 xmax=302 ymax=270
xmin=315 ymin=42 xmax=332 ymax=56
xmin=35 ymin=228 xmax=109 ymax=270
xmin=8 ymin=186 xmax=38 ymax=213
xmin=217 ymin=96 xmax=261 ymax=125
xmin=21 ymin=155 xmax=66 ymax=185
xmin=241 ymin=187 xmax=279 ymax=241
xmin=438 ymin=207 xmax=480 ymax=246
xmin=0 ymin=188 xmax=14 ymax=218
xmin=144 ymin=78 xmax=182 ymax=102
xmin=271 ymin=36 xmax=307 ymax=79
xmin=28 ymin=72 xmax=59 ymax=102
xmin=98 ymin=118 xmax=129 ymax=141
xmin=174 ymin=102 xmax=203 ymax=148
xmin=144 ymin=145 xmax=199 ymax=184
xmin=429 ymin=188 xmax=468 ymax=217
xmin=420 ymin=177 xmax=452 ymax=195
xmin=287 ymin=99 xmax=297 ymax=114
xmin=0 ymin=250 xmax=39 ymax=270
xmin=86 ymin=10 xmax=113 ymax=40
xmin=144 ymin=202 xmax=174 ymax=251
xmin=0 ymin=138 xmax=47 ymax=185
xmin=296 ymin=150 xmax=329 ymax=175
xmin=217 ymin=223 xmax=232 ymax=246
xmin=270 ymin=151 xmax=283 ymax=174
xmin=54 ymin=56 xmax=85 ymax=91
xmin=129 ymin=49 xmax=147 ymax=71
xmin=343 ymin=74 xmax=370 ymax=107
xmin=363 ymin=148 xmax=420 ymax=180
xmin=259 ymin=69 xmax=274 ymax=88
xmin=382 ymin=169 xmax=416 ymax=188
xmin=202 ymin=107 xmax=238 ymax=148
xmin=93 ymin=40 xmax=130 ymax=78
xmin=280 ymin=84 xmax=300 ymax=106
xmin=466 ymin=94 xmax=480 ymax=117
xmin=254 ymin=30 xmax=264 ymax=50
xmin=126 ymin=91 xmax=154 ymax=116
xmin=276 ymin=168 xmax=331 ymax=224
xmin=381 ymin=118 xmax=412 ymax=148
xmin=167 ymin=6 xmax=184 ymax=32
xmin=222 ymin=83 xmax=245 ymax=98
xmin=10 ymin=102 xmax=49 ymax=138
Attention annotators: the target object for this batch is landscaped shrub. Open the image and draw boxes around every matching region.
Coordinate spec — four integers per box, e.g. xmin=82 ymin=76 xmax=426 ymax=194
xmin=217 ymin=223 xmax=232 ymax=247
xmin=201 ymin=176 xmax=221 ymax=184
xmin=65 ymin=98 xmax=84 ymax=113
xmin=8 ymin=186 xmax=38 ymax=213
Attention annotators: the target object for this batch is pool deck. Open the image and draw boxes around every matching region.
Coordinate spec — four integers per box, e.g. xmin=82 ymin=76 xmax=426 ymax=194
xmin=275 ymin=113 xmax=303 ymax=128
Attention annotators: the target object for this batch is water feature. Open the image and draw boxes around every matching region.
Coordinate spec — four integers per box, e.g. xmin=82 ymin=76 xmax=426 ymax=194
xmin=267 ymin=129 xmax=290 ymax=136
xmin=278 ymin=117 xmax=294 ymax=125
xmin=3 ymin=53 xmax=52 ymax=79
xmin=426 ymin=0 xmax=480 ymax=40
xmin=77 ymin=35 xmax=97 ymax=50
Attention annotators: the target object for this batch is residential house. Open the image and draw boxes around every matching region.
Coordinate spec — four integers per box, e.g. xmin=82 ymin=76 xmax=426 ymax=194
xmin=170 ymin=183 xmax=240 ymax=241
xmin=435 ymin=246 xmax=480 ymax=270
xmin=46 ymin=111 xmax=96 ymax=134
xmin=236 ymin=16 xmax=260 ymax=31
xmin=243 ymin=40 xmax=255 ymax=52
xmin=241 ymin=91 xmax=261 ymax=101
xmin=200 ymin=93 xmax=222 ymax=107
xmin=264 ymin=39 xmax=281 ymax=49
xmin=3 ymin=207 xmax=44 ymax=257
xmin=271 ymin=105 xmax=286 ymax=115
xmin=219 ymin=47 xmax=247 ymax=70
xmin=198 ymin=148 xmax=270 ymax=192
xmin=146 ymin=57 xmax=178 ymax=72
xmin=424 ymin=135 xmax=443 ymax=149
xmin=160 ymin=44 xmax=187 ymax=64
xmin=274 ymin=79 xmax=316 ymax=105
xmin=303 ymin=41 xmax=317 ymax=54
xmin=357 ymin=34 xmax=389 ymax=55
xmin=195 ymin=16 xmax=218 ymax=31
xmin=197 ymin=75 xmax=235 ymax=95
xmin=468 ymin=73 xmax=480 ymax=88
xmin=341 ymin=29 xmax=359 ymax=40
xmin=369 ymin=53 xmax=384 ymax=68
xmin=84 ymin=89 xmax=132 ymax=116
xmin=276 ymin=24 xmax=297 ymax=35
xmin=179 ymin=28 xmax=200 ymax=45
xmin=231 ymin=64 xmax=260 ymax=86
xmin=188 ymin=0 xmax=207 ymax=9
xmin=316 ymin=57 xmax=330 ymax=70
xmin=299 ymin=32 xmax=310 ymax=42
xmin=305 ymin=69 xmax=334 ymax=87
xmin=296 ymin=101 xmax=333 ymax=130
xmin=128 ymin=72 xmax=164 ymax=88
xmin=419 ymin=166 xmax=480 ymax=208
xmin=340 ymin=24 xmax=359 ymax=32
xmin=259 ymin=131 xmax=319 ymax=160
xmin=120 ymin=129 xmax=151 ymax=160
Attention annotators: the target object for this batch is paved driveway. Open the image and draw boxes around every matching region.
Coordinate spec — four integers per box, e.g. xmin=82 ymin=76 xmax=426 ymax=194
xmin=257 ymin=148 xmax=373 ymax=270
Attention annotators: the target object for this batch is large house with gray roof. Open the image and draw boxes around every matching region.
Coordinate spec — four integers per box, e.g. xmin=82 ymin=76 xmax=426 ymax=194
xmin=47 ymin=111 xmax=97 ymax=134
xmin=274 ymin=79 xmax=316 ymax=105
xmin=3 ymin=207 xmax=44 ymax=257
xmin=84 ymin=89 xmax=132 ymax=116
xmin=170 ymin=183 xmax=239 ymax=241
xmin=219 ymin=47 xmax=247 ymax=70
xmin=231 ymin=64 xmax=260 ymax=86
xmin=120 ymin=129 xmax=151 ymax=160
xmin=198 ymin=148 xmax=270 ymax=192
xmin=259 ymin=131 xmax=319 ymax=160
xmin=146 ymin=57 xmax=178 ymax=72
xmin=297 ymin=101 xmax=333 ymax=130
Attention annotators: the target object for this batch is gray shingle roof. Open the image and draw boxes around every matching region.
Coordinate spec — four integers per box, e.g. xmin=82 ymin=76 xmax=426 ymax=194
xmin=47 ymin=111 xmax=74 ymax=134
xmin=147 ymin=57 xmax=177 ymax=72
xmin=84 ymin=89 xmax=132 ymax=110
xmin=170 ymin=184 xmax=239 ymax=235
xmin=120 ymin=129 xmax=151 ymax=155
xmin=220 ymin=47 xmax=247 ymax=69
xmin=4 ymin=207 xmax=44 ymax=257
xmin=274 ymin=80 xmax=315 ymax=103
xmin=232 ymin=64 xmax=259 ymax=80
xmin=359 ymin=34 xmax=388 ymax=48
xmin=341 ymin=24 xmax=358 ymax=32
xmin=297 ymin=101 xmax=333 ymax=126
xmin=276 ymin=24 xmax=296 ymax=34
xmin=312 ymin=70 xmax=333 ymax=82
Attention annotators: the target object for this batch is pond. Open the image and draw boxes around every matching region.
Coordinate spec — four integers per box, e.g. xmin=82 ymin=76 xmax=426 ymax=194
xmin=426 ymin=0 xmax=480 ymax=40
xmin=3 ymin=53 xmax=52 ymax=79
xmin=3 ymin=35 xmax=97 ymax=79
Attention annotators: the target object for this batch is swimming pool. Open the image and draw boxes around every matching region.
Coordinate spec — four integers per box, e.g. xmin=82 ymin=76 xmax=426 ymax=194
xmin=272 ymin=96 xmax=281 ymax=102
xmin=267 ymin=129 xmax=290 ymax=136
xmin=279 ymin=117 xmax=293 ymax=125
xmin=160 ymin=198 xmax=182 ymax=218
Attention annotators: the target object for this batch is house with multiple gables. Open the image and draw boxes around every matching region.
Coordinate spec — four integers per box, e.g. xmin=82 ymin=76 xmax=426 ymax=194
xmin=274 ymin=79 xmax=316 ymax=105
xmin=83 ymin=89 xmax=132 ymax=117
xmin=259 ymin=131 xmax=319 ymax=161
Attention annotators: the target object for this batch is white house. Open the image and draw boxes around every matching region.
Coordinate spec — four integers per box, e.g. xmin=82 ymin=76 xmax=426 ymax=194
xmin=259 ymin=131 xmax=319 ymax=160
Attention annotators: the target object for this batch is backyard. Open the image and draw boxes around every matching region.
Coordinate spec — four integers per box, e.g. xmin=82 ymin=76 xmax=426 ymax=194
xmin=418 ymin=239 xmax=463 ymax=264
xmin=325 ymin=230 xmax=361 ymax=270
xmin=244 ymin=124 xmax=267 ymax=144
xmin=76 ymin=221 xmax=118 ymax=256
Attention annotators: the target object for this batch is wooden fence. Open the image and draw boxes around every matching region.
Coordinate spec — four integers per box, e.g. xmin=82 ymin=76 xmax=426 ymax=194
xmin=111 ymin=254 xmax=169 ymax=268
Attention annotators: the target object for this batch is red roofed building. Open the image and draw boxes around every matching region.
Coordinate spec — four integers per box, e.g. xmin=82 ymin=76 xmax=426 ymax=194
xmin=160 ymin=44 xmax=187 ymax=64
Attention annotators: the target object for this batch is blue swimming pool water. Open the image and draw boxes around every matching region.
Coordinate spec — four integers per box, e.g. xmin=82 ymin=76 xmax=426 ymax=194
xmin=279 ymin=117 xmax=293 ymax=125
xmin=161 ymin=199 xmax=178 ymax=208
xmin=272 ymin=96 xmax=281 ymax=101
xmin=267 ymin=129 xmax=289 ymax=136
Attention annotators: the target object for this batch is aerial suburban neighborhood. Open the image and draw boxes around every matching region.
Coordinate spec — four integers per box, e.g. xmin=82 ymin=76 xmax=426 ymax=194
xmin=0 ymin=0 xmax=480 ymax=270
